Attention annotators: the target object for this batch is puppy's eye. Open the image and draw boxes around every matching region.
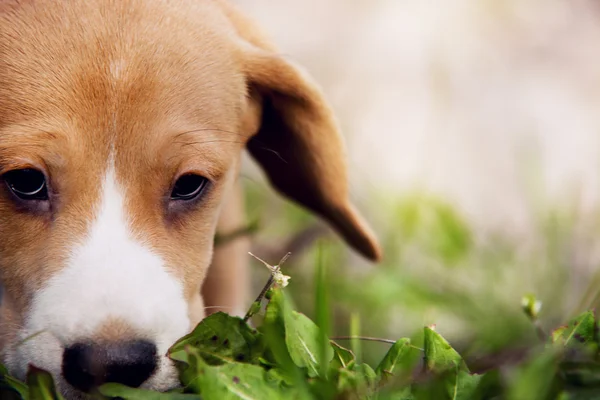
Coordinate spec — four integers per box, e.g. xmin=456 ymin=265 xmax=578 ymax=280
xmin=3 ymin=168 xmax=48 ymax=201
xmin=170 ymin=174 xmax=207 ymax=201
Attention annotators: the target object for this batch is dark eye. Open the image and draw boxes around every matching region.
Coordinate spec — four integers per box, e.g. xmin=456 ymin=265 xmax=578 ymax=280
xmin=170 ymin=174 xmax=207 ymax=201
xmin=3 ymin=168 xmax=48 ymax=201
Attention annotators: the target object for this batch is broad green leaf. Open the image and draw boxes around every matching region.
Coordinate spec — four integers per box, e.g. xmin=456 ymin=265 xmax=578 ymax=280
xmin=412 ymin=371 xmax=483 ymax=400
xmin=1 ymin=364 xmax=29 ymax=400
xmin=423 ymin=327 xmax=467 ymax=373
xmin=414 ymin=328 xmax=483 ymax=400
xmin=267 ymin=288 xmax=333 ymax=378
xmin=444 ymin=369 xmax=482 ymax=400
xmin=284 ymin=310 xmax=334 ymax=377
xmin=183 ymin=348 xmax=300 ymax=400
xmin=264 ymin=368 xmax=287 ymax=387
xmin=26 ymin=367 xmax=63 ymax=400
xmin=99 ymin=383 xmax=201 ymax=399
xmin=376 ymin=338 xmax=420 ymax=378
xmin=551 ymin=311 xmax=596 ymax=348
xmin=169 ymin=347 xmax=204 ymax=391
xmin=260 ymin=289 xmax=312 ymax=395
xmin=259 ymin=291 xmax=300 ymax=384
xmin=168 ymin=312 xmax=264 ymax=365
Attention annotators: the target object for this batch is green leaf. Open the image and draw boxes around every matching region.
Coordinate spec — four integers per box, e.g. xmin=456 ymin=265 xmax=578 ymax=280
xmin=376 ymin=338 xmax=420 ymax=378
xmin=552 ymin=326 xmax=568 ymax=343
xmin=99 ymin=383 xmax=201 ymax=399
xmin=1 ymin=364 xmax=29 ymax=400
xmin=26 ymin=367 xmax=63 ymax=400
xmin=423 ymin=327 xmax=467 ymax=374
xmin=327 ymin=343 xmax=358 ymax=397
xmin=351 ymin=363 xmax=377 ymax=389
xmin=266 ymin=288 xmax=333 ymax=378
xmin=260 ymin=290 xmax=302 ymax=385
xmin=330 ymin=342 xmax=355 ymax=370
xmin=284 ymin=310 xmax=334 ymax=377
xmin=335 ymin=363 xmax=378 ymax=398
xmin=551 ymin=311 xmax=596 ymax=348
xmin=420 ymin=327 xmax=484 ymax=400
xmin=182 ymin=348 xmax=301 ymax=400
xmin=335 ymin=368 xmax=359 ymax=395
xmin=168 ymin=312 xmax=264 ymax=365
xmin=445 ymin=369 xmax=482 ymax=400
xmin=169 ymin=346 xmax=209 ymax=391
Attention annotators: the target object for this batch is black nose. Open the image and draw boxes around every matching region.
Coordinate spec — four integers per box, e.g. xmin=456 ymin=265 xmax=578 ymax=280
xmin=62 ymin=340 xmax=157 ymax=393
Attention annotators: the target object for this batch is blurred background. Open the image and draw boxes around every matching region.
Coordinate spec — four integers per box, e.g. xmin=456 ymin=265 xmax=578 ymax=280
xmin=233 ymin=0 xmax=600 ymax=365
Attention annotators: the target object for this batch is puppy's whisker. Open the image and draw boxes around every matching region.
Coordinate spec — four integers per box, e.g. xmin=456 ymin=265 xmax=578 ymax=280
xmin=14 ymin=329 xmax=48 ymax=348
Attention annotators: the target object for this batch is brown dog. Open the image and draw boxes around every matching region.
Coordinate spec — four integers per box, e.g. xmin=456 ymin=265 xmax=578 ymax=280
xmin=0 ymin=0 xmax=380 ymax=397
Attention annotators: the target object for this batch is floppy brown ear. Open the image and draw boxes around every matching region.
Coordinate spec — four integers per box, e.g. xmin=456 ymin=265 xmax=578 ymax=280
xmin=222 ymin=2 xmax=381 ymax=261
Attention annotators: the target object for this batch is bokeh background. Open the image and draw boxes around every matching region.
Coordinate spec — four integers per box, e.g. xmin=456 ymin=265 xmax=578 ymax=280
xmin=233 ymin=0 xmax=600 ymax=365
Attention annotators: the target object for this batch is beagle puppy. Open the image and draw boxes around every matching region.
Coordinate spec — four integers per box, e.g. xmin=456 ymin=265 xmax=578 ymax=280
xmin=0 ymin=0 xmax=380 ymax=397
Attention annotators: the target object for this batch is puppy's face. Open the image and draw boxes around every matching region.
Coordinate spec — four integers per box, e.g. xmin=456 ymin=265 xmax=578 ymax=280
xmin=0 ymin=0 xmax=380 ymax=397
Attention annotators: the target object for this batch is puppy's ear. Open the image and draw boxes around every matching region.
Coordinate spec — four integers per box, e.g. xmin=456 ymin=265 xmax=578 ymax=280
xmin=222 ymin=2 xmax=381 ymax=261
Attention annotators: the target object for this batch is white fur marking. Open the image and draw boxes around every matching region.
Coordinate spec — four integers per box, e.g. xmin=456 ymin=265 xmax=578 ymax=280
xmin=8 ymin=166 xmax=189 ymax=390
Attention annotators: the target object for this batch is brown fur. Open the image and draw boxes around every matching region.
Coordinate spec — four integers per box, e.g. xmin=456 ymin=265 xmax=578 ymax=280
xmin=0 ymin=0 xmax=380 ymax=375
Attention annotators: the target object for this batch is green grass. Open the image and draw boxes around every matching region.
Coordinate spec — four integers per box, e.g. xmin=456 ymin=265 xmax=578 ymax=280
xmin=4 ymin=250 xmax=600 ymax=399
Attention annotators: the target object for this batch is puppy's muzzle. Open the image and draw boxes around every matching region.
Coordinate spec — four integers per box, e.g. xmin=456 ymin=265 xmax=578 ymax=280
xmin=62 ymin=340 xmax=157 ymax=393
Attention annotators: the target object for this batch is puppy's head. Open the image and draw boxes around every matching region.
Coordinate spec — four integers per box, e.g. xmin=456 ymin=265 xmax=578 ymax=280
xmin=0 ymin=0 xmax=380 ymax=397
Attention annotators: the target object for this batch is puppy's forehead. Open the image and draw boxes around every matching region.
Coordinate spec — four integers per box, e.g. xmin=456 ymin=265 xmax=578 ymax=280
xmin=0 ymin=0 xmax=244 ymax=132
